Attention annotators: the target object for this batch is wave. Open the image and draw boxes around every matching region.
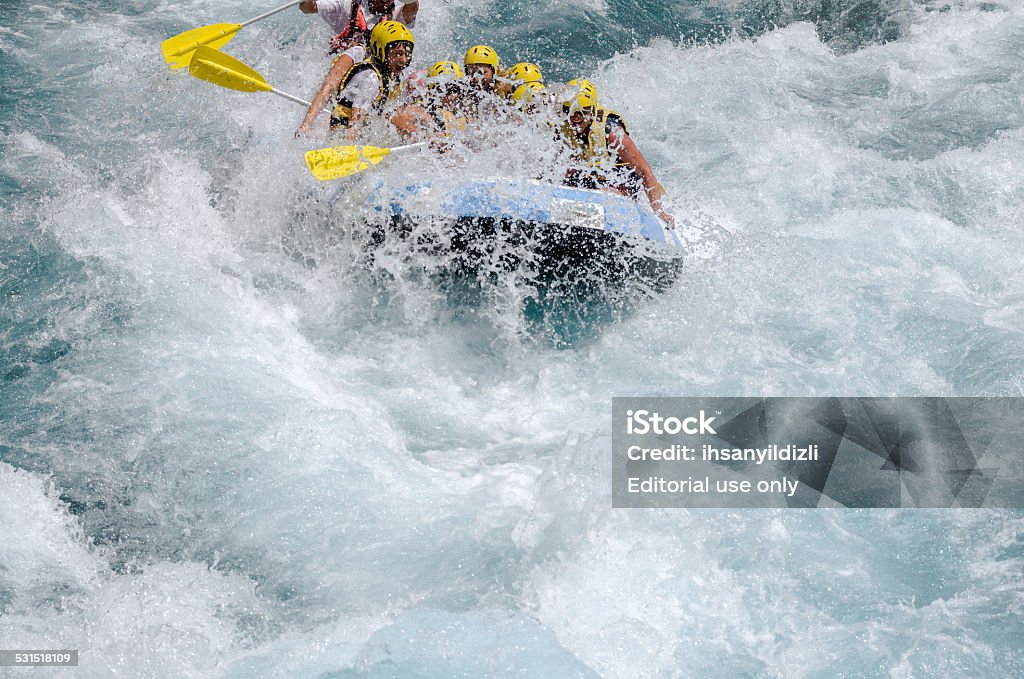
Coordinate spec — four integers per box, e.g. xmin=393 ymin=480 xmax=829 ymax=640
xmin=2 ymin=1 xmax=1024 ymax=676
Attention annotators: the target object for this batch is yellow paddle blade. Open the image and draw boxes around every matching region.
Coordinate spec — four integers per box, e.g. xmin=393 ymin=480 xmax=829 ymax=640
xmin=188 ymin=46 xmax=273 ymax=93
xmin=161 ymin=23 xmax=242 ymax=70
xmin=304 ymin=145 xmax=394 ymax=182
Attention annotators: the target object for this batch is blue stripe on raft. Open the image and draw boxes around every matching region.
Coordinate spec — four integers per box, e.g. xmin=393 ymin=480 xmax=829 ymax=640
xmin=372 ymin=180 xmax=682 ymax=250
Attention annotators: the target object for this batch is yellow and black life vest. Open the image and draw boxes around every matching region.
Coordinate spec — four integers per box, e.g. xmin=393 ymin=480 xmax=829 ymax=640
xmin=330 ymin=58 xmax=402 ymax=128
xmin=560 ymin=105 xmax=630 ymax=174
xmin=429 ymin=108 xmax=469 ymax=137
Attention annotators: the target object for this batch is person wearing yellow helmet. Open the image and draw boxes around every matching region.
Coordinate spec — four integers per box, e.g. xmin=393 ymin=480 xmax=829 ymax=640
xmin=507 ymin=62 xmax=543 ymax=86
xmin=427 ymin=60 xmax=465 ymax=80
xmin=423 ymin=60 xmax=467 ymax=121
xmin=558 ymin=79 xmax=675 ymax=227
xmin=296 ymin=1 xmax=417 ymax=135
xmin=390 ymin=58 xmax=471 ymax=140
xmin=562 ymin=78 xmax=597 ymax=111
xmin=296 ymin=20 xmax=413 ymax=135
xmin=463 ymin=45 xmax=500 ymax=93
xmin=425 ymin=59 xmax=472 ymax=141
xmin=396 ymin=59 xmax=461 ymax=114
xmin=503 ymin=62 xmax=543 ymax=103
xmin=510 ymin=81 xmax=546 ymax=114
xmin=511 ymin=81 xmax=544 ymax=101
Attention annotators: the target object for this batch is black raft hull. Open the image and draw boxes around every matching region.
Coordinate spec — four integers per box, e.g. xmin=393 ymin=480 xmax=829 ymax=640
xmin=367 ymin=180 xmax=685 ymax=295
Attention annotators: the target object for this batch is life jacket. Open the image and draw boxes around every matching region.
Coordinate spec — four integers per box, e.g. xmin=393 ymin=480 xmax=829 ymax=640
xmin=430 ymin=108 xmax=469 ymax=137
xmin=330 ymin=58 xmax=402 ymax=128
xmin=560 ymin=104 xmax=630 ymax=179
xmin=329 ymin=1 xmax=396 ymax=54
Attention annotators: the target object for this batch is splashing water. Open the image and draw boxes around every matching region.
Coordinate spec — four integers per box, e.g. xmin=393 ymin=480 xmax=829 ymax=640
xmin=2 ymin=1 xmax=1023 ymax=676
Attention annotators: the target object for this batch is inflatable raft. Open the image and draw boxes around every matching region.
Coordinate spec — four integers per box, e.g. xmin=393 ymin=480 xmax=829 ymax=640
xmin=363 ymin=179 xmax=684 ymax=292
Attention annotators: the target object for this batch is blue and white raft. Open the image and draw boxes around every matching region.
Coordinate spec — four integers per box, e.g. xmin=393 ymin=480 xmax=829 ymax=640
xmin=366 ymin=179 xmax=684 ymax=293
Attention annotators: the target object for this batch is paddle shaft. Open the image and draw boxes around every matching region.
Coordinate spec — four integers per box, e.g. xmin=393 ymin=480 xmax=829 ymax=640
xmin=164 ymin=1 xmax=302 ymax=59
xmin=241 ymin=0 xmax=303 ymax=28
xmin=273 ymin=89 xmax=337 ymax=116
xmin=389 ymin=142 xmax=428 ymax=154
xmin=188 ymin=46 xmax=335 ymax=113
xmin=271 ymin=88 xmax=314 ymax=108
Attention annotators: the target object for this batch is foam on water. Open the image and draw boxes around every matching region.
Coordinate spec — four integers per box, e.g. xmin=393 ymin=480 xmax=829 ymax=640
xmin=2 ymin=0 xmax=1024 ymax=676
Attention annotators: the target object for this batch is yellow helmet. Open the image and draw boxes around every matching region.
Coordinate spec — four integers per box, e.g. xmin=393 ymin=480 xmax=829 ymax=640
xmin=562 ymin=78 xmax=597 ymax=111
xmin=463 ymin=45 xmax=499 ymax=71
xmin=370 ymin=20 xmax=414 ymax=64
xmin=508 ymin=62 xmax=543 ymax=84
xmin=427 ymin=60 xmax=464 ymax=79
xmin=511 ymin=81 xmax=545 ymax=103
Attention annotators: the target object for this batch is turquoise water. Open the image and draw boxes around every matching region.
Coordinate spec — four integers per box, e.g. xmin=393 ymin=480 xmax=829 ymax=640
xmin=2 ymin=0 xmax=1024 ymax=676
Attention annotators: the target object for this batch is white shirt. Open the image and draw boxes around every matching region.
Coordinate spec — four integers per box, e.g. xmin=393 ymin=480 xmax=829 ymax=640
xmin=315 ymin=0 xmax=415 ymax=35
xmin=338 ymin=67 xmax=383 ymax=112
xmin=339 ymin=44 xmax=366 ymax=63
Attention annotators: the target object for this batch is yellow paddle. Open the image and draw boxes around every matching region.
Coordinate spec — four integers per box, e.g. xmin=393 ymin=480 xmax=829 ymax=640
xmin=161 ymin=0 xmax=302 ymax=69
xmin=188 ymin=45 xmax=315 ymax=108
xmin=305 ymin=142 xmax=427 ymax=181
xmin=187 ymin=47 xmax=423 ymax=182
